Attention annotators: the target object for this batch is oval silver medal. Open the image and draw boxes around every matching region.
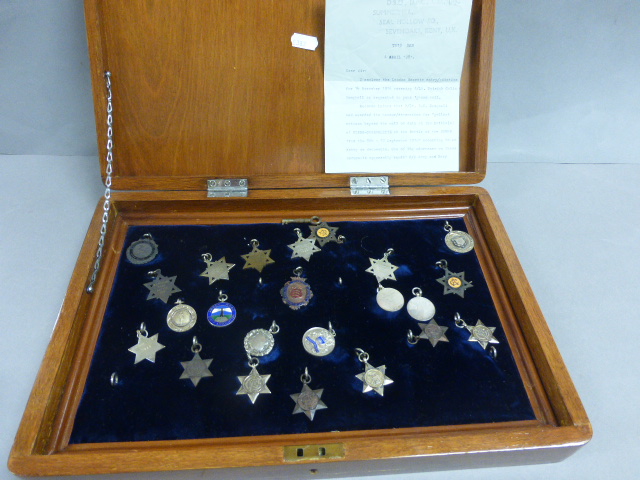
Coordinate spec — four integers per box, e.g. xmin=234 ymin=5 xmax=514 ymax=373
xmin=376 ymin=287 xmax=404 ymax=312
xmin=407 ymin=296 xmax=436 ymax=321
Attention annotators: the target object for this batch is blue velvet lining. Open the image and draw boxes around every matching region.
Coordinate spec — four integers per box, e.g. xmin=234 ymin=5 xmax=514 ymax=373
xmin=69 ymin=218 xmax=535 ymax=444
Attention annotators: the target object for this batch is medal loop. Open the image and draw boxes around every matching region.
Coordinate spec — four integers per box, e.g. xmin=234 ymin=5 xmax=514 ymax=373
xmin=489 ymin=346 xmax=498 ymax=359
xmin=137 ymin=323 xmax=148 ymax=338
xmin=454 ymin=312 xmax=467 ymax=328
xmin=436 ymin=259 xmax=448 ymax=269
xmin=269 ymin=321 xmax=280 ymax=334
xmin=218 ymin=290 xmax=228 ymax=302
xmin=201 ymin=252 xmax=212 ymax=262
xmin=250 ymin=239 xmax=259 ymax=247
xmin=355 ymin=348 xmax=369 ymax=363
xmin=147 ymin=269 xmax=160 ymax=278
xmin=191 ymin=336 xmax=202 ymax=353
xmin=248 ymin=356 xmax=260 ymax=367
xmin=407 ymin=329 xmax=419 ymax=345
xmin=412 ymin=287 xmax=423 ymax=297
xmin=328 ymin=322 xmax=336 ymax=337
xmin=293 ymin=266 xmax=304 ymax=276
xmin=337 ymin=235 xmax=346 ymax=244
xmin=444 ymin=221 xmax=453 ymax=233
xmin=300 ymin=367 xmax=311 ymax=384
xmin=383 ymin=248 xmax=394 ymax=259
xmin=110 ymin=372 xmax=119 ymax=386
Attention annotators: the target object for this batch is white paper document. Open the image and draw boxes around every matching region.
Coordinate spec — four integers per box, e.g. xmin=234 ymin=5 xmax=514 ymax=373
xmin=324 ymin=0 xmax=472 ymax=173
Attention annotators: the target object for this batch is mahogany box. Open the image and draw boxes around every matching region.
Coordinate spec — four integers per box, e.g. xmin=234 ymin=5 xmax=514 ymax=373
xmin=9 ymin=0 xmax=591 ymax=476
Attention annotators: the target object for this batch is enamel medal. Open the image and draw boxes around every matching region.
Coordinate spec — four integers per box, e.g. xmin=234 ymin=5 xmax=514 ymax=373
xmin=241 ymin=239 xmax=275 ymax=273
xmin=244 ymin=321 xmax=280 ymax=357
xmin=309 ymin=219 xmax=342 ymax=246
xmin=281 ymin=267 xmax=313 ymax=310
xmin=354 ymin=349 xmax=393 ymax=396
xmin=443 ymin=221 xmax=474 ymax=253
xmin=144 ymin=269 xmax=182 ymax=303
xmin=179 ymin=336 xmax=214 ymax=386
xmin=302 ymin=323 xmax=336 ymax=357
xmin=290 ymin=368 xmax=327 ymax=421
xmin=128 ymin=323 xmax=165 ymax=364
xmin=406 ymin=287 xmax=436 ymax=321
xmin=366 ymin=248 xmax=399 ymax=283
xmin=126 ymin=233 xmax=158 ymax=265
xmin=207 ymin=291 xmax=237 ymax=327
xmin=435 ymin=259 xmax=473 ymax=297
xmin=166 ymin=299 xmax=197 ymax=332
xmin=200 ymin=253 xmax=235 ymax=284
xmin=236 ymin=357 xmax=272 ymax=404
xmin=287 ymin=228 xmax=321 ymax=261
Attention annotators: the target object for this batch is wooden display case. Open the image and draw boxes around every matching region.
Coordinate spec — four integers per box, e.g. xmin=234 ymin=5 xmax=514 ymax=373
xmin=9 ymin=0 xmax=591 ymax=476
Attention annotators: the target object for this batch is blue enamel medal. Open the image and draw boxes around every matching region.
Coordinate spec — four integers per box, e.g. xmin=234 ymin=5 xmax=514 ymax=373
xmin=207 ymin=291 xmax=237 ymax=327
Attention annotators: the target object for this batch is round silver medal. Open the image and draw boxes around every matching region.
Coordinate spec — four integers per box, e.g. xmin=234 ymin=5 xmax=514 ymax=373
xmin=302 ymin=327 xmax=336 ymax=357
xmin=376 ymin=287 xmax=404 ymax=312
xmin=445 ymin=230 xmax=474 ymax=253
xmin=244 ymin=329 xmax=275 ymax=357
xmin=166 ymin=301 xmax=197 ymax=332
xmin=126 ymin=234 xmax=159 ymax=264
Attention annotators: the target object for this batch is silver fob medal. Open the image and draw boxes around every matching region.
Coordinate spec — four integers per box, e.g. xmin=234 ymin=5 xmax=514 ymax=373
xmin=376 ymin=286 xmax=404 ymax=312
xmin=166 ymin=299 xmax=197 ymax=332
xmin=126 ymin=233 xmax=158 ymax=265
xmin=244 ymin=321 xmax=280 ymax=357
xmin=406 ymin=287 xmax=435 ymax=321
xmin=444 ymin=221 xmax=474 ymax=253
xmin=290 ymin=368 xmax=327 ymax=421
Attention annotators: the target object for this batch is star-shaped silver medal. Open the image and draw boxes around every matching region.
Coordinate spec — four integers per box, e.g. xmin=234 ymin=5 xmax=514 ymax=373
xmin=355 ymin=362 xmax=394 ymax=396
xmin=288 ymin=229 xmax=321 ymax=261
xmin=180 ymin=352 xmax=214 ymax=386
xmin=291 ymin=384 xmax=327 ymax=421
xmin=436 ymin=264 xmax=472 ymax=297
xmin=200 ymin=255 xmax=235 ymax=284
xmin=365 ymin=250 xmax=399 ymax=283
xmin=417 ymin=319 xmax=449 ymax=347
xmin=129 ymin=332 xmax=165 ymax=364
xmin=241 ymin=240 xmax=275 ymax=273
xmin=465 ymin=319 xmax=499 ymax=349
xmin=236 ymin=366 xmax=271 ymax=404
xmin=144 ymin=270 xmax=181 ymax=303
xmin=309 ymin=221 xmax=340 ymax=246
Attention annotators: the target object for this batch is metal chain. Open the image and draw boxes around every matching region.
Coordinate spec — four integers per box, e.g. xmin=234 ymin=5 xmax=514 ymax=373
xmin=87 ymin=71 xmax=114 ymax=293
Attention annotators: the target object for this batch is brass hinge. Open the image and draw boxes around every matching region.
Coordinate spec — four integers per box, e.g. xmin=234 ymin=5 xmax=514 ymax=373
xmin=207 ymin=179 xmax=248 ymax=197
xmin=350 ymin=176 xmax=390 ymax=195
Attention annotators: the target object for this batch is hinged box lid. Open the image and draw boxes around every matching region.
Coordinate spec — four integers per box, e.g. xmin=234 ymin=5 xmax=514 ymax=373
xmin=85 ymin=0 xmax=494 ymax=191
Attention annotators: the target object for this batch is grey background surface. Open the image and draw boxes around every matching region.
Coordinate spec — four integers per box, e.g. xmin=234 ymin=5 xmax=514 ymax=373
xmin=1 ymin=1 xmax=639 ymax=479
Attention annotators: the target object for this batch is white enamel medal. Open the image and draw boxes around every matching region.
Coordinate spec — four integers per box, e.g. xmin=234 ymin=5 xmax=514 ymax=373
xmin=281 ymin=267 xmax=313 ymax=310
xmin=144 ymin=269 xmax=182 ymax=303
xmin=435 ymin=259 xmax=473 ymax=297
xmin=444 ymin=221 xmax=474 ymax=253
xmin=180 ymin=336 xmax=214 ymax=386
xmin=128 ymin=323 xmax=165 ymax=364
xmin=166 ymin=299 xmax=197 ymax=332
xmin=406 ymin=287 xmax=435 ymax=321
xmin=290 ymin=368 xmax=327 ymax=421
xmin=354 ymin=348 xmax=393 ymax=396
xmin=302 ymin=323 xmax=336 ymax=357
xmin=200 ymin=253 xmax=235 ymax=284
xmin=126 ymin=233 xmax=158 ymax=265
xmin=241 ymin=239 xmax=275 ymax=273
xmin=287 ymin=228 xmax=321 ymax=261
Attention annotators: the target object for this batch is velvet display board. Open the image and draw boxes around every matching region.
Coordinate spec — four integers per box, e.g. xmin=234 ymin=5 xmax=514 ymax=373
xmin=69 ymin=217 xmax=535 ymax=444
